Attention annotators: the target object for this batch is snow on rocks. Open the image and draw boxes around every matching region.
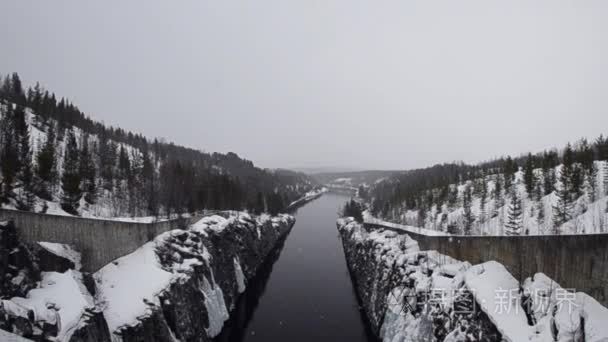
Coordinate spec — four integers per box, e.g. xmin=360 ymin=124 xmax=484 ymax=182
xmin=94 ymin=240 xmax=174 ymax=334
xmin=10 ymin=270 xmax=95 ymax=341
xmin=234 ymin=257 xmax=246 ymax=294
xmin=523 ymin=273 xmax=608 ymax=342
xmin=464 ymin=261 xmax=530 ymax=342
xmin=337 ymin=218 xmax=608 ymax=342
xmin=94 ymin=211 xmax=295 ymax=340
xmin=201 ymin=274 xmax=229 ymax=337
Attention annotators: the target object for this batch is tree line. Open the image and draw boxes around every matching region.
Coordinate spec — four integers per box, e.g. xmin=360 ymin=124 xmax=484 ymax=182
xmin=368 ymin=136 xmax=608 ymax=235
xmin=0 ymin=72 xmax=313 ymax=217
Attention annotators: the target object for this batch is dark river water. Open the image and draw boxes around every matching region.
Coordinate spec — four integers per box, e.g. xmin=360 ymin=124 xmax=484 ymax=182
xmin=216 ymin=193 xmax=379 ymax=342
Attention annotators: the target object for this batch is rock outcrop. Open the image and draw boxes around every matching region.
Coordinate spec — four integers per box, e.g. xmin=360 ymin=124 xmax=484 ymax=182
xmin=0 ymin=212 xmax=294 ymax=342
xmin=0 ymin=220 xmax=104 ymax=342
xmin=337 ymin=218 xmax=501 ymax=342
xmin=95 ymin=212 xmax=295 ymax=342
xmin=338 ymin=218 xmax=608 ymax=342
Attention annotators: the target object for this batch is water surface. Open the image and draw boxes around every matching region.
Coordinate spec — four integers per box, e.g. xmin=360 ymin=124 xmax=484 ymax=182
xmin=216 ymin=193 xmax=378 ymax=342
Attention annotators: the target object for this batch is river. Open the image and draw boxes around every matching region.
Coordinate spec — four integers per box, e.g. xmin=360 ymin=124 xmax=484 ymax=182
xmin=216 ymin=193 xmax=379 ymax=342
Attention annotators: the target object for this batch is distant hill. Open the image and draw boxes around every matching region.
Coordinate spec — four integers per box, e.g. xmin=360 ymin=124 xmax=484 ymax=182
xmin=312 ymin=170 xmax=405 ymax=188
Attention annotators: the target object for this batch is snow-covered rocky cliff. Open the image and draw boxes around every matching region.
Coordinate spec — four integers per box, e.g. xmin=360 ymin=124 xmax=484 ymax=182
xmin=0 ymin=212 xmax=295 ymax=341
xmin=337 ymin=218 xmax=608 ymax=342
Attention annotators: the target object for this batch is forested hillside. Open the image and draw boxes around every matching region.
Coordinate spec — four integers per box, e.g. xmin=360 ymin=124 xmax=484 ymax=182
xmin=367 ymin=138 xmax=608 ymax=235
xmin=0 ymin=72 xmax=316 ymax=218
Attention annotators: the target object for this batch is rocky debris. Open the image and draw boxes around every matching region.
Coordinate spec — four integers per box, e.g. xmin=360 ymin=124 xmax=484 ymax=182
xmin=0 ymin=221 xmax=40 ymax=299
xmin=0 ymin=220 xmax=109 ymax=342
xmin=1 ymin=212 xmax=295 ymax=341
xmin=338 ymin=218 xmax=608 ymax=342
xmin=95 ymin=212 xmax=295 ymax=342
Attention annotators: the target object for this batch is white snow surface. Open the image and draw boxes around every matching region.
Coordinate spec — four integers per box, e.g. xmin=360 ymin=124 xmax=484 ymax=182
xmin=234 ymin=257 xmax=246 ymax=294
xmin=465 ymin=261 xmax=531 ymax=342
xmin=11 ymin=270 xmax=94 ymax=341
xmin=94 ymin=239 xmax=174 ymax=334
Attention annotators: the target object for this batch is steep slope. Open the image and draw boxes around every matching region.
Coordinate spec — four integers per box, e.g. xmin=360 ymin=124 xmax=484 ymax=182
xmin=0 ymin=73 xmax=317 ymax=219
xmin=368 ymin=144 xmax=608 ymax=235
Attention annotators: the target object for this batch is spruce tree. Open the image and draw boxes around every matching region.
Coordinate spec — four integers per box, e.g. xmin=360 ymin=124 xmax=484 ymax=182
xmin=14 ymin=105 xmax=35 ymax=210
xmin=493 ymin=175 xmax=504 ymax=218
xmin=79 ymin=135 xmax=96 ymax=204
xmin=524 ymin=153 xmax=535 ymax=195
xmin=343 ymin=199 xmax=363 ymax=223
xmin=504 ymin=156 xmax=516 ymax=191
xmin=599 ymin=135 xmax=608 ymax=196
xmin=505 ymin=192 xmax=523 ymax=235
xmin=462 ymin=183 xmax=475 ymax=235
xmin=254 ymin=191 xmax=265 ymax=214
xmin=36 ymin=123 xmax=58 ymax=199
xmin=61 ymin=130 xmax=82 ymax=214
xmin=553 ymin=144 xmax=575 ymax=232
xmin=479 ymin=174 xmax=488 ymax=224
xmin=0 ymin=105 xmax=19 ymax=202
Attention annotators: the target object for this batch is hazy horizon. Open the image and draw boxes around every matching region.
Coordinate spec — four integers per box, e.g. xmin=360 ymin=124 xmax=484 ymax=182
xmin=2 ymin=1 xmax=608 ymax=170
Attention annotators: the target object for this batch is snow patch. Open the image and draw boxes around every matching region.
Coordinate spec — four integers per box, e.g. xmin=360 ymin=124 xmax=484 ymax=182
xmin=233 ymin=257 xmax=246 ymax=294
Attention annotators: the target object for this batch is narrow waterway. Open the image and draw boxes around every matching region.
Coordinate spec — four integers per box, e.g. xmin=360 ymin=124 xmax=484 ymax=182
xmin=216 ymin=193 xmax=379 ymax=342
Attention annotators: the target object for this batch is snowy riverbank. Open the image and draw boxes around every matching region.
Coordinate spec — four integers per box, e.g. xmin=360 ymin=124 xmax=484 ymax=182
xmin=286 ymin=187 xmax=328 ymax=210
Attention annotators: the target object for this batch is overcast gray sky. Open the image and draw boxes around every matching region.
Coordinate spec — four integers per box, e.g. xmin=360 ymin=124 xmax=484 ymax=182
xmin=1 ymin=1 xmax=607 ymax=170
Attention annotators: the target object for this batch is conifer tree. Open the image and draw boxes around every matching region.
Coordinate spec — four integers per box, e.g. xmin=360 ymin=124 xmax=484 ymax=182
xmin=524 ymin=153 xmax=535 ymax=195
xmin=36 ymin=123 xmax=58 ymax=199
xmin=493 ymin=175 xmax=504 ymax=218
xmin=462 ymin=183 xmax=475 ymax=235
xmin=118 ymin=145 xmax=131 ymax=181
xmin=253 ymin=191 xmax=265 ymax=214
xmin=0 ymin=105 xmax=19 ymax=202
xmin=504 ymin=156 xmax=517 ymax=191
xmin=479 ymin=174 xmax=488 ymax=224
xmin=541 ymin=151 xmax=558 ymax=196
xmin=98 ymin=134 xmax=116 ymax=191
xmin=14 ymin=105 xmax=35 ymax=210
xmin=598 ymin=135 xmax=608 ymax=196
xmin=553 ymin=144 xmax=575 ymax=232
xmin=343 ymin=199 xmax=363 ymax=223
xmin=505 ymin=191 xmax=523 ymax=235
xmin=61 ymin=130 xmax=82 ymax=214
xmin=79 ymin=135 xmax=96 ymax=204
